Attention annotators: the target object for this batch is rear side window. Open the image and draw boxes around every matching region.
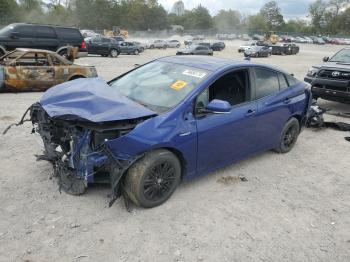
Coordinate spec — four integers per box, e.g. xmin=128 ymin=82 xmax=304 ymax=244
xmin=55 ymin=27 xmax=82 ymax=40
xmin=16 ymin=25 xmax=34 ymax=38
xmin=278 ymin=73 xmax=289 ymax=90
xmin=286 ymin=74 xmax=300 ymax=86
xmin=102 ymin=38 xmax=111 ymax=43
xmin=35 ymin=26 xmax=56 ymax=39
xmin=255 ymin=68 xmax=279 ymax=99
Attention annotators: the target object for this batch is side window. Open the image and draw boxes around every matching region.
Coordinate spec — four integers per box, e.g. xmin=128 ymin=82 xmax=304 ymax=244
xmin=50 ymin=54 xmax=63 ymax=66
xmin=285 ymin=74 xmax=300 ymax=86
xmin=16 ymin=26 xmax=34 ymax=38
xmin=15 ymin=52 xmax=49 ymax=66
xmin=35 ymin=26 xmax=56 ymax=39
xmin=195 ymin=69 xmax=250 ymax=113
xmin=278 ymin=73 xmax=289 ymax=90
xmin=55 ymin=28 xmax=82 ymax=40
xmin=92 ymin=37 xmax=101 ymax=43
xmin=102 ymin=38 xmax=110 ymax=43
xmin=255 ymin=68 xmax=279 ymax=99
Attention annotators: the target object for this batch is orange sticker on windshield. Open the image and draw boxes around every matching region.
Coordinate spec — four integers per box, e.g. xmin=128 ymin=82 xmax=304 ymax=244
xmin=171 ymin=80 xmax=188 ymax=90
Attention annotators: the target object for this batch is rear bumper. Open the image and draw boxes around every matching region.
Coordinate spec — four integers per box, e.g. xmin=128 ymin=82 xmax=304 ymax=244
xmin=77 ymin=51 xmax=88 ymax=58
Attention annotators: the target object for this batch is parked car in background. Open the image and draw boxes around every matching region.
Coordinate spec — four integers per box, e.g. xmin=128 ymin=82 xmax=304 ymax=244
xmin=241 ymin=34 xmax=250 ymax=41
xmin=81 ymin=29 xmax=100 ymax=38
xmin=0 ymin=48 xmax=97 ymax=92
xmin=131 ymin=41 xmax=147 ymax=52
xmin=244 ymin=45 xmax=271 ymax=57
xmin=295 ymin=37 xmax=308 ymax=44
xmin=119 ymin=41 xmax=141 ymax=55
xmin=238 ymin=41 xmax=264 ymax=53
xmin=269 ymin=43 xmax=299 ymax=55
xmin=313 ymin=37 xmax=325 ymax=45
xmin=149 ymin=40 xmax=167 ymax=49
xmin=111 ymin=36 xmax=125 ymax=45
xmin=304 ymin=48 xmax=350 ymax=103
xmin=28 ymin=56 xmax=311 ymax=208
xmin=211 ymin=42 xmax=225 ymax=51
xmin=85 ymin=36 xmax=120 ymax=57
xmin=166 ymin=40 xmax=181 ymax=48
xmin=0 ymin=23 xmax=87 ymax=58
xmin=176 ymin=45 xmax=213 ymax=56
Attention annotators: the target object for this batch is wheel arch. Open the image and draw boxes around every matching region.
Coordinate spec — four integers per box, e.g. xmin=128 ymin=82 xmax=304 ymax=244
xmin=68 ymin=74 xmax=86 ymax=81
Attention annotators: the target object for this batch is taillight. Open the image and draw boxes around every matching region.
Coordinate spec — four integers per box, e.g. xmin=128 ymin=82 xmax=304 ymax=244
xmin=81 ymin=41 xmax=86 ymax=49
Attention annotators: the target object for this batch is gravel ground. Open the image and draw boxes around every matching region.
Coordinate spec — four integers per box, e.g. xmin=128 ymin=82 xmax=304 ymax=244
xmin=0 ymin=41 xmax=349 ymax=262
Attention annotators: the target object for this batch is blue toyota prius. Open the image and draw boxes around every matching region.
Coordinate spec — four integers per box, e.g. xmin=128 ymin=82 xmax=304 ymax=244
xmin=29 ymin=56 xmax=312 ymax=208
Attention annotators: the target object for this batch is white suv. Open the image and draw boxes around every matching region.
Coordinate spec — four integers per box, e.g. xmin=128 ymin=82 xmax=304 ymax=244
xmin=149 ymin=40 xmax=167 ymax=49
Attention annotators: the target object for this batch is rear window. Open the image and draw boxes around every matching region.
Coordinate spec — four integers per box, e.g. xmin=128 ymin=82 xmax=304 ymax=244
xmin=55 ymin=27 xmax=82 ymax=40
xmin=278 ymin=73 xmax=289 ymax=90
xmin=286 ymin=74 xmax=300 ymax=86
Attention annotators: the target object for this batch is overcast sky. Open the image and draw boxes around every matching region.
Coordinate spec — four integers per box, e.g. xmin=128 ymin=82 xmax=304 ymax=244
xmin=159 ymin=0 xmax=315 ymax=19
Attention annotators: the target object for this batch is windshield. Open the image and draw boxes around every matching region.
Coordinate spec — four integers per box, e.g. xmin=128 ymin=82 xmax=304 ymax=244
xmin=329 ymin=49 xmax=350 ymax=63
xmin=109 ymin=61 xmax=209 ymax=113
xmin=0 ymin=25 xmax=14 ymax=36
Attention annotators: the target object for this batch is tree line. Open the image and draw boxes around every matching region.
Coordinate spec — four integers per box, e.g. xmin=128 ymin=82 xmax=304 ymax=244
xmin=0 ymin=0 xmax=350 ymax=35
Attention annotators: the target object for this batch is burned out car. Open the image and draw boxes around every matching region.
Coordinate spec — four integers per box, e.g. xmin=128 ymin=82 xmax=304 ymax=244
xmin=304 ymin=48 xmax=350 ymax=103
xmin=0 ymin=49 xmax=97 ymax=92
xmin=24 ymin=56 xmax=311 ymax=208
xmin=244 ymin=45 xmax=272 ymax=58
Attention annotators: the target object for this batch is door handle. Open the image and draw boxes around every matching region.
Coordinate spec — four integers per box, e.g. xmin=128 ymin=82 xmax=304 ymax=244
xmin=284 ymin=97 xmax=291 ymax=104
xmin=245 ymin=109 xmax=256 ymax=116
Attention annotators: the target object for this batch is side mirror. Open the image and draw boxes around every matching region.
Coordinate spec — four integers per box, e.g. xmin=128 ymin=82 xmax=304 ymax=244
xmin=10 ymin=32 xmax=19 ymax=39
xmin=205 ymin=99 xmax=231 ymax=113
xmin=323 ymin=56 xmax=329 ymax=62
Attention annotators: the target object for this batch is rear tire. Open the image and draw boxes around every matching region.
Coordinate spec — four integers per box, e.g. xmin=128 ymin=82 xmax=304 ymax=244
xmin=110 ymin=49 xmax=119 ymax=58
xmin=123 ymin=149 xmax=181 ymax=208
xmin=275 ymin=117 xmax=300 ymax=153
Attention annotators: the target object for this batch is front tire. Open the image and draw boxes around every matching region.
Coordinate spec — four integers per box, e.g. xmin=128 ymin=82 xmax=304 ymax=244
xmin=123 ymin=149 xmax=181 ymax=208
xmin=134 ymin=49 xmax=139 ymax=55
xmin=275 ymin=117 xmax=300 ymax=153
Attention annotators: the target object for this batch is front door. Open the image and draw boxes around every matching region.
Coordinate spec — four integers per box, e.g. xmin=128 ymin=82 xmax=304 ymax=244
xmin=195 ymin=69 xmax=258 ymax=174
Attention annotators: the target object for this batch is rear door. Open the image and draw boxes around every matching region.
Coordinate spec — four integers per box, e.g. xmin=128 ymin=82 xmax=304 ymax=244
xmin=254 ymin=67 xmax=296 ymax=150
xmin=34 ymin=26 xmax=59 ymax=51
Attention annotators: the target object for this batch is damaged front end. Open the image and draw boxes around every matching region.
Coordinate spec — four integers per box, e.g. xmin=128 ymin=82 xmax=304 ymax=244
xmin=30 ymin=102 xmax=144 ymax=206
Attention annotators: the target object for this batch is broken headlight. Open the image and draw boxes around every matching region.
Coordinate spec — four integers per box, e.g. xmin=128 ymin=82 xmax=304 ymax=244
xmin=307 ymin=67 xmax=319 ymax=77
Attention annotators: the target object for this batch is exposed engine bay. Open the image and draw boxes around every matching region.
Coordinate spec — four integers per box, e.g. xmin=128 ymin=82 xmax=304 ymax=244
xmin=30 ymin=102 xmax=146 ymax=206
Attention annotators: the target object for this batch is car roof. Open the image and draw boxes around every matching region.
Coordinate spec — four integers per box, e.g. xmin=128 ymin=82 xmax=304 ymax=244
xmin=158 ymin=56 xmax=284 ymax=73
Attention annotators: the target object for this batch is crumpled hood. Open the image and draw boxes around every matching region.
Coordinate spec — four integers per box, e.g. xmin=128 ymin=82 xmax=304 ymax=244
xmin=40 ymin=77 xmax=157 ymax=123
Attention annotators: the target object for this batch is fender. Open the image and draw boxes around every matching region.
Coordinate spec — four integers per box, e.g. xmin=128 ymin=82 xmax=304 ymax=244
xmin=0 ymin=45 xmax=7 ymax=56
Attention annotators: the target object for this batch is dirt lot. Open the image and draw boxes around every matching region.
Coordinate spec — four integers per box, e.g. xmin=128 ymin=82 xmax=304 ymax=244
xmin=0 ymin=41 xmax=349 ymax=262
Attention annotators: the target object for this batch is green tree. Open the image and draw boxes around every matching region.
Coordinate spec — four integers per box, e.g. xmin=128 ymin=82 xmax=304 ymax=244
xmin=213 ymin=9 xmax=241 ymax=32
xmin=259 ymin=1 xmax=285 ymax=30
xmin=247 ymin=14 xmax=267 ymax=32
xmin=0 ymin=0 xmax=19 ymax=25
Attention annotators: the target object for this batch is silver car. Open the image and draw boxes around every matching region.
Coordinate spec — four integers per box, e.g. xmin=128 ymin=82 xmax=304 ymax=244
xmin=149 ymin=40 xmax=167 ymax=49
xmin=176 ymin=45 xmax=213 ymax=56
